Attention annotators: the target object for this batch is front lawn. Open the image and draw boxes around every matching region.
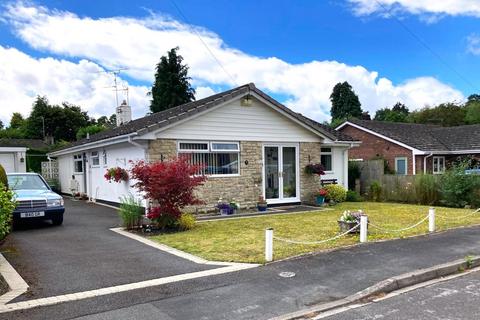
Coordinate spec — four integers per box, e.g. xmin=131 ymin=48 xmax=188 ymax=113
xmin=149 ymin=202 xmax=479 ymax=263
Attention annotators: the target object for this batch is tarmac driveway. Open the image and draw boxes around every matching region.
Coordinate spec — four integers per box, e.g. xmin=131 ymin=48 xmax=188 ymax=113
xmin=1 ymin=199 xmax=220 ymax=301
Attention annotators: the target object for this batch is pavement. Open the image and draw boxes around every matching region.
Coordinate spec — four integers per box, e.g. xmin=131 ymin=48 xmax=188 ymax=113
xmin=0 ymin=199 xmax=220 ymax=300
xmin=321 ymin=270 xmax=480 ymax=319
xmin=2 ymin=200 xmax=480 ymax=319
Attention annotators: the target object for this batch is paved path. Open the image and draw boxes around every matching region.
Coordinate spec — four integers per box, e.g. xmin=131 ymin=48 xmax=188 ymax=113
xmin=322 ymin=271 xmax=480 ymax=319
xmin=3 ymin=205 xmax=480 ymax=320
xmin=1 ymin=199 xmax=219 ymax=300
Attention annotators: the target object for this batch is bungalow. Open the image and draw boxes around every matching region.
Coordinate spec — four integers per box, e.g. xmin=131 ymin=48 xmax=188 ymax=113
xmin=49 ymin=83 xmax=359 ymax=209
xmin=337 ymin=119 xmax=480 ymax=175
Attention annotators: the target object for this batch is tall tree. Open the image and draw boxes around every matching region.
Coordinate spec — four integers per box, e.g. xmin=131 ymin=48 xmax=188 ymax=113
xmin=374 ymin=102 xmax=410 ymax=122
xmin=10 ymin=112 xmax=26 ymax=129
xmin=465 ymin=100 xmax=480 ymax=124
xmin=148 ymin=47 xmax=196 ymax=113
xmin=409 ymin=102 xmax=466 ymax=127
xmin=330 ymin=81 xmax=362 ymax=121
xmin=0 ymin=120 xmax=3 ymax=130
xmin=26 ymin=96 xmax=90 ymax=142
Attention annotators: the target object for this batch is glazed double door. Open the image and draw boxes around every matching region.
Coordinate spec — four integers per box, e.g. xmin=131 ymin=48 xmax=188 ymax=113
xmin=263 ymin=144 xmax=299 ymax=204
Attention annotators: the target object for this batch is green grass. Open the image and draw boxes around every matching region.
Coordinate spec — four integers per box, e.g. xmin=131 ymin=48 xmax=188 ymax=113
xmin=149 ymin=202 xmax=479 ymax=263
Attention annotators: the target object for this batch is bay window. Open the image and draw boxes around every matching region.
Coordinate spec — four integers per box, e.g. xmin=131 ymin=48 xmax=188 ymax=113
xmin=178 ymin=141 xmax=240 ymax=176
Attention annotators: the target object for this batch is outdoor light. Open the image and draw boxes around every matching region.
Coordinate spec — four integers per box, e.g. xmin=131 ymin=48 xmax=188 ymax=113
xmin=241 ymin=95 xmax=253 ymax=107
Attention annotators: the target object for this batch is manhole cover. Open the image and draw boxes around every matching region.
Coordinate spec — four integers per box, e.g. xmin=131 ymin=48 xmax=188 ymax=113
xmin=279 ymin=271 xmax=296 ymax=278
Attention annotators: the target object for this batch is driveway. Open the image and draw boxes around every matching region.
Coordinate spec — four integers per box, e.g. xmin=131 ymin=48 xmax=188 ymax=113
xmin=1 ymin=199 xmax=220 ymax=300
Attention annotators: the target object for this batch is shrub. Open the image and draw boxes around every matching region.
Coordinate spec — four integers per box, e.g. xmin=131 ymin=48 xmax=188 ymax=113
xmin=0 ymin=183 xmax=15 ymax=241
xmin=130 ymin=156 xmax=207 ymax=228
xmin=369 ymin=180 xmax=382 ymax=202
xmin=0 ymin=165 xmax=7 ymax=188
xmin=414 ymin=174 xmax=439 ymax=205
xmin=177 ymin=213 xmax=196 ymax=231
xmin=118 ymin=195 xmax=144 ymax=230
xmin=346 ymin=190 xmax=363 ymax=202
xmin=324 ymin=184 xmax=347 ymax=202
xmin=440 ymin=163 xmax=476 ymax=207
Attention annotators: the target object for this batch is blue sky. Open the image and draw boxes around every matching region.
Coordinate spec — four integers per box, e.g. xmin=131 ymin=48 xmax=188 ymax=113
xmin=0 ymin=0 xmax=479 ymax=124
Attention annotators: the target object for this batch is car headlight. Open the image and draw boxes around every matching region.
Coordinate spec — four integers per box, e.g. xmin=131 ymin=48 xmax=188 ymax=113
xmin=47 ymin=198 xmax=64 ymax=207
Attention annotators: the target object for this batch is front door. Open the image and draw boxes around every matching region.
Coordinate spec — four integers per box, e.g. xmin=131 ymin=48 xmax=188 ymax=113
xmin=263 ymin=144 xmax=299 ymax=204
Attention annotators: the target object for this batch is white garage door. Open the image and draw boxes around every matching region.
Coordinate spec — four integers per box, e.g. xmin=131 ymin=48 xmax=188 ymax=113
xmin=0 ymin=153 xmax=15 ymax=172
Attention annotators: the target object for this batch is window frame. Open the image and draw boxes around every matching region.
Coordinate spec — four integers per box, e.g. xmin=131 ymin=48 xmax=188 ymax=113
xmin=432 ymin=156 xmax=446 ymax=174
xmin=395 ymin=157 xmax=408 ymax=175
xmin=73 ymin=154 xmax=84 ymax=174
xmin=177 ymin=140 xmax=240 ymax=177
xmin=210 ymin=141 xmax=240 ymax=152
xmin=320 ymin=147 xmax=333 ymax=173
xmin=102 ymin=150 xmax=108 ymax=167
xmin=91 ymin=151 xmax=100 ymax=167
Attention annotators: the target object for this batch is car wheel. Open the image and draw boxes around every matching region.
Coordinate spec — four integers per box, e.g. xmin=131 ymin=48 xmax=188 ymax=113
xmin=52 ymin=214 xmax=63 ymax=226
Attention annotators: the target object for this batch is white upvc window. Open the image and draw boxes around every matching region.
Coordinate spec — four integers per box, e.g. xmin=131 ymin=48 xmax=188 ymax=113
xmin=433 ymin=156 xmax=446 ymax=174
xmin=91 ymin=151 xmax=100 ymax=167
xmin=178 ymin=141 xmax=240 ymax=176
xmin=73 ymin=154 xmax=83 ymax=173
xmin=320 ymin=147 xmax=333 ymax=172
xmin=395 ymin=157 xmax=408 ymax=175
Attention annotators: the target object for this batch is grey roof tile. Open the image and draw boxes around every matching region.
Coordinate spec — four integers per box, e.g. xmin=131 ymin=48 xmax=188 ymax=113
xmin=53 ymin=83 xmax=358 ymax=152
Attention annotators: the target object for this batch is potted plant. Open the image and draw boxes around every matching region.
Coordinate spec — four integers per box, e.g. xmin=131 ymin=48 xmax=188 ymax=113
xmin=304 ymin=163 xmax=325 ymax=175
xmin=216 ymin=199 xmax=232 ymax=215
xmin=338 ymin=210 xmax=365 ymax=233
xmin=257 ymin=196 xmax=268 ymax=212
xmin=104 ymin=167 xmax=129 ymax=183
xmin=229 ymin=199 xmax=239 ymax=214
xmin=316 ymin=188 xmax=328 ymax=206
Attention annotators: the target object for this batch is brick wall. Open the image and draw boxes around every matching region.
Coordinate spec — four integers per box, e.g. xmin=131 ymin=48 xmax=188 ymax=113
xmin=299 ymin=142 xmax=322 ymax=204
xmin=339 ymin=125 xmax=415 ymax=175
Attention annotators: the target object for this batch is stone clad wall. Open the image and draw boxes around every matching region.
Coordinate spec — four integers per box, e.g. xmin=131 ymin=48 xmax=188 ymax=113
xmin=148 ymin=140 xmax=263 ymax=212
xmin=299 ymin=142 xmax=322 ymax=204
xmin=147 ymin=139 xmax=322 ymax=211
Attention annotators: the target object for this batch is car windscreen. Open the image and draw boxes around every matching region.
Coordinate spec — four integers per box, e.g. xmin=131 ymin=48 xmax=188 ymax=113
xmin=7 ymin=175 xmax=49 ymax=190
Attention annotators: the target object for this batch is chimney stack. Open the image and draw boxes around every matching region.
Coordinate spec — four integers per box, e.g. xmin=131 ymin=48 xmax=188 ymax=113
xmin=116 ymin=100 xmax=132 ymax=126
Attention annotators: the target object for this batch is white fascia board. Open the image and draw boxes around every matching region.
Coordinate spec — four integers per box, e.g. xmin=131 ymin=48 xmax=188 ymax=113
xmin=0 ymin=147 xmax=27 ymax=152
xmin=322 ymin=142 xmax=360 ymax=148
xmin=425 ymin=150 xmax=480 ymax=155
xmin=48 ymin=133 xmax=137 ymax=157
xmin=337 ymin=121 xmax=426 ymax=154
xmin=249 ymin=91 xmax=330 ymax=141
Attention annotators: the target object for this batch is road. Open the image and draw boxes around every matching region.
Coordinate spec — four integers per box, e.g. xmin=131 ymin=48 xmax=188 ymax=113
xmin=322 ymin=271 xmax=480 ymax=320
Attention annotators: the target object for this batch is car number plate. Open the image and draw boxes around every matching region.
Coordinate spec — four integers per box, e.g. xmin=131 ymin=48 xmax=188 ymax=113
xmin=20 ymin=211 xmax=45 ymax=218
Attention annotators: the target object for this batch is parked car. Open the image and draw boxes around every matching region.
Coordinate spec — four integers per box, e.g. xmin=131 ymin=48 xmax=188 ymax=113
xmin=7 ymin=173 xmax=65 ymax=225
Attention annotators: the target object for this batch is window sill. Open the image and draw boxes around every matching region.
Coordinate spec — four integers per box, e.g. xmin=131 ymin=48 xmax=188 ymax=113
xmin=207 ymin=174 xmax=240 ymax=178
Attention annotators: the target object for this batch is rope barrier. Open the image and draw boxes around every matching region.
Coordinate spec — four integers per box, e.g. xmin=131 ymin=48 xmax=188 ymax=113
xmin=273 ymin=223 xmax=359 ymax=245
xmin=368 ymin=214 xmax=429 ymax=233
xmin=435 ymin=208 xmax=480 ymax=221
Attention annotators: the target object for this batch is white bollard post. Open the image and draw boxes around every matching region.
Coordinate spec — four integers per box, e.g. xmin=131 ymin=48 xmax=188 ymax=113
xmin=265 ymin=228 xmax=273 ymax=262
xmin=429 ymin=207 xmax=435 ymax=232
xmin=360 ymin=215 xmax=368 ymax=243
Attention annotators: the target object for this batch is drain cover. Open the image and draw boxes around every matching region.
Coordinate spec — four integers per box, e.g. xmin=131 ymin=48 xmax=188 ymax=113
xmin=279 ymin=271 xmax=296 ymax=278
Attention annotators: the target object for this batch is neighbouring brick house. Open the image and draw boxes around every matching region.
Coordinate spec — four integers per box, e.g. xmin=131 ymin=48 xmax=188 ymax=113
xmin=337 ymin=119 xmax=480 ymax=175
xmin=49 ymin=83 xmax=359 ymax=210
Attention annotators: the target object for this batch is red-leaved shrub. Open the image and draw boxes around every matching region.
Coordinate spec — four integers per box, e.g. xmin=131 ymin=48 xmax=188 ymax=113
xmin=130 ymin=156 xmax=207 ymax=228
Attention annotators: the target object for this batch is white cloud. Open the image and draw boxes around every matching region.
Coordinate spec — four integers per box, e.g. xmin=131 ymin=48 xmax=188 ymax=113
xmin=0 ymin=45 xmax=149 ymax=124
xmin=0 ymin=2 xmax=465 ymax=125
xmin=467 ymin=33 xmax=480 ymax=55
xmin=349 ymin=0 xmax=480 ymax=19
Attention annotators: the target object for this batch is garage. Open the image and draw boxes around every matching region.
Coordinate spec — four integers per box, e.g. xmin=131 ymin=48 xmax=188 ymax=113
xmin=0 ymin=153 xmax=16 ymax=172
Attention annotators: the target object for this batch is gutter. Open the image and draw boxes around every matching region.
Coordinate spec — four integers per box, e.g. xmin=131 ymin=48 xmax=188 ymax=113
xmin=48 ymin=133 xmax=138 ymax=157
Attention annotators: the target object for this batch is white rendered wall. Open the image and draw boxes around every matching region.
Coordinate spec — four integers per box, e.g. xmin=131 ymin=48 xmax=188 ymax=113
xmin=322 ymin=146 xmax=349 ymax=189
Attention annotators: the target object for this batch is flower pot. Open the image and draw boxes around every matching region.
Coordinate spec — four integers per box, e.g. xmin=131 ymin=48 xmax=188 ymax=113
xmin=337 ymin=220 xmax=359 ymax=234
xmin=257 ymin=204 xmax=268 ymax=212
xmin=220 ymin=208 xmax=230 ymax=215
xmin=315 ymin=195 xmax=325 ymax=206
